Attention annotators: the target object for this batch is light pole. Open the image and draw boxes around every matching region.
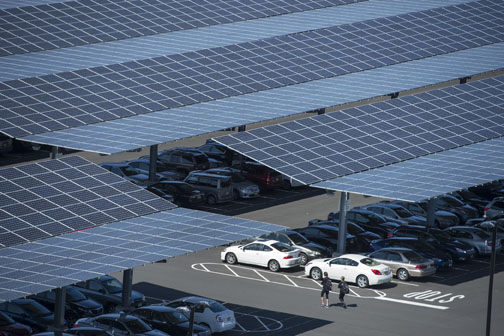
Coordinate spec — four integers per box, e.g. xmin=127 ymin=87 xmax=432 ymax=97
xmin=485 ymin=221 xmax=498 ymax=336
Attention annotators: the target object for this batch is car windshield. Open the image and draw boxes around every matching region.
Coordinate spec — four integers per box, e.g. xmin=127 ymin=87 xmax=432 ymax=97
xmin=101 ymin=278 xmax=123 ymax=294
xmin=209 ymin=301 xmax=227 ymax=313
xmin=66 ymin=287 xmax=87 ymax=302
xmin=18 ymin=301 xmax=52 ymax=317
xmin=119 ymin=166 xmax=140 ymax=177
xmin=271 ymin=242 xmax=295 ymax=252
xmin=0 ymin=312 xmax=15 ymax=326
xmin=441 ymin=197 xmax=464 ymax=207
xmin=392 ymin=207 xmax=414 ymax=218
xmin=172 ymin=183 xmax=193 ymax=193
xmin=368 ymin=213 xmax=385 ymax=224
xmin=125 ymin=318 xmax=152 ymax=333
xmin=287 ymin=232 xmax=309 ymax=245
xmin=360 ymin=258 xmax=380 ymax=266
xmin=160 ymin=310 xmax=188 ymax=323
xmin=403 ymin=250 xmax=425 ymax=262
xmin=220 ymin=178 xmax=232 ymax=188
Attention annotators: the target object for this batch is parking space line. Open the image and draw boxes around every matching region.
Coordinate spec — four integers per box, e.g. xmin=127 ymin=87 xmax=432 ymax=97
xmin=376 ymin=297 xmax=449 ymax=310
xmin=255 ymin=315 xmax=271 ymax=331
xmin=452 ymin=267 xmax=470 ymax=271
xmin=284 ymin=274 xmax=298 ymax=287
xmin=254 ymin=270 xmax=270 ymax=282
xmin=225 ymin=264 xmax=240 ymax=277
xmin=390 ymin=280 xmax=419 ymax=287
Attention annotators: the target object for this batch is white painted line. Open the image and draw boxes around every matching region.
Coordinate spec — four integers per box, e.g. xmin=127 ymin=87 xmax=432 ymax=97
xmin=255 ymin=315 xmax=271 ymax=331
xmin=234 ymin=321 xmax=246 ymax=331
xmin=254 ymin=269 xmax=270 ymax=282
xmin=284 ymin=274 xmax=298 ymax=287
xmin=200 ymin=264 xmax=210 ymax=272
xmin=375 ymin=296 xmax=449 ymax=310
xmin=390 ymin=280 xmax=419 ymax=287
xmin=225 ymin=264 xmax=240 ymax=277
xmin=452 ymin=267 xmax=470 ymax=271
xmin=472 ymin=259 xmax=490 ymax=264
xmin=312 ymin=278 xmax=323 ymax=287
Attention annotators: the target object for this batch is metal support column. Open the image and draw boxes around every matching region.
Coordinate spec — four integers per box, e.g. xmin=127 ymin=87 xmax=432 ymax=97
xmin=427 ymin=198 xmax=436 ymax=228
xmin=50 ymin=146 xmax=59 ymax=159
xmin=486 ymin=221 xmax=498 ymax=336
xmin=238 ymin=125 xmax=246 ymax=132
xmin=122 ymin=270 xmax=133 ymax=312
xmin=337 ymin=192 xmax=348 ymax=254
xmin=149 ymin=145 xmax=158 ymax=183
xmin=54 ymin=287 xmax=66 ymax=330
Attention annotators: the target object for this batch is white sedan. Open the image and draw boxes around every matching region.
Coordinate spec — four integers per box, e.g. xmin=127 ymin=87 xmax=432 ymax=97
xmin=221 ymin=239 xmax=302 ymax=272
xmin=304 ymin=254 xmax=392 ymax=288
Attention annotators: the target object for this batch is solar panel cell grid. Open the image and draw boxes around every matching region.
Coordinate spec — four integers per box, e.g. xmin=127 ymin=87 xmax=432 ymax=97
xmin=2 ymin=0 xmax=503 ymax=138
xmin=215 ymin=75 xmax=504 ymax=185
xmin=0 ymin=156 xmax=175 ymax=248
xmin=0 ymin=0 xmax=364 ymax=56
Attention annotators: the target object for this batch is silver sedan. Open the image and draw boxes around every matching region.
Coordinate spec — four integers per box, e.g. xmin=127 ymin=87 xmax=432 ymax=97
xmin=368 ymin=247 xmax=436 ymax=281
xmin=444 ymin=226 xmax=502 ymax=256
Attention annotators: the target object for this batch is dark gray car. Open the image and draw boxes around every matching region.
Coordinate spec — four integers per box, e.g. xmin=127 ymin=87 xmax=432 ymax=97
xmin=444 ymin=226 xmax=502 ymax=256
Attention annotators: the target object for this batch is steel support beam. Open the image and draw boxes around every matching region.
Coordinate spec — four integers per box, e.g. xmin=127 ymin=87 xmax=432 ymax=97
xmin=122 ymin=270 xmax=133 ymax=312
xmin=54 ymin=287 xmax=66 ymax=330
xmin=338 ymin=192 xmax=348 ymax=254
xmin=427 ymin=198 xmax=436 ymax=228
xmin=149 ymin=145 xmax=158 ymax=183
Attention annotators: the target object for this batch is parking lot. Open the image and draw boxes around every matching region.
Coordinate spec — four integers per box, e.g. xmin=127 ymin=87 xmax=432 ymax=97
xmin=123 ymin=188 xmax=504 ymax=336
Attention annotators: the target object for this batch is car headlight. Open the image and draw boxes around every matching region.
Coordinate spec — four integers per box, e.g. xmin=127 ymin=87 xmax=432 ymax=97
xmin=312 ymin=250 xmax=321 ymax=256
xmin=455 ymin=248 xmax=464 ymax=253
xmin=433 ymin=258 xmax=441 ymax=262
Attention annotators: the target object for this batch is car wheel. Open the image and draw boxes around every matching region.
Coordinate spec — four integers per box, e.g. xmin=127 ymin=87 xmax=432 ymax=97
xmin=397 ymin=268 xmax=410 ymax=281
xmin=225 ymin=252 xmax=237 ymax=264
xmin=299 ymin=252 xmax=308 ymax=265
xmin=356 ymin=274 xmax=369 ymax=288
xmin=268 ymin=260 xmax=280 ymax=272
xmin=233 ymin=190 xmax=240 ymax=200
xmin=310 ymin=267 xmax=323 ymax=280
xmin=207 ymin=195 xmax=217 ymax=205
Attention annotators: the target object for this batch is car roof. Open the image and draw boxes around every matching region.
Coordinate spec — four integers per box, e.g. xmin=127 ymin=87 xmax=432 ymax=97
xmin=372 ymin=247 xmax=414 ymax=253
xmin=174 ymin=296 xmax=217 ymax=304
xmin=335 ymin=254 xmax=368 ymax=261
xmin=387 ymin=236 xmax=419 ymax=241
xmin=448 ymin=226 xmax=481 ymax=231
xmin=99 ymin=162 xmax=129 ymax=167
xmin=135 ymin=305 xmax=176 ymax=312
xmin=187 ymin=172 xmax=231 ymax=179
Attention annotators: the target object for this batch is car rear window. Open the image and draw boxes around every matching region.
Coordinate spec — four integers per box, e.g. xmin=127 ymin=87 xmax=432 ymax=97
xmin=271 ymin=242 xmax=295 ymax=252
xmin=209 ymin=301 xmax=227 ymax=313
xmin=194 ymin=155 xmax=208 ymax=164
xmin=403 ymin=250 xmax=424 ymax=262
xmin=360 ymin=257 xmax=380 ymax=266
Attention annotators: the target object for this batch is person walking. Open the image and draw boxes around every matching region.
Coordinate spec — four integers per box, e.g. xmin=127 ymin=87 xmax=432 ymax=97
xmin=338 ymin=276 xmax=349 ymax=308
xmin=320 ymin=272 xmax=332 ymax=308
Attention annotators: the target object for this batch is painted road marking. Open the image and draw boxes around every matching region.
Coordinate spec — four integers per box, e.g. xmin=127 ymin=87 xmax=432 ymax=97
xmin=192 ymin=263 xmax=454 ymax=310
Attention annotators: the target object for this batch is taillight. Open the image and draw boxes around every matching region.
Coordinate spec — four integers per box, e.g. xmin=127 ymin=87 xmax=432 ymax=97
xmin=216 ymin=315 xmax=224 ymax=322
xmin=486 ymin=240 xmax=492 ymax=246
xmin=387 ymin=233 xmax=393 ymax=237
xmin=371 ymin=269 xmax=382 ymax=275
xmin=284 ymin=255 xmax=293 ymax=259
xmin=415 ymin=265 xmax=427 ymax=269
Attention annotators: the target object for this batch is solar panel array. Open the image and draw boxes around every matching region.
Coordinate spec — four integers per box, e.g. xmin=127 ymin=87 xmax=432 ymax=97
xmin=0 ymin=0 xmax=471 ymax=82
xmin=1 ymin=0 xmax=503 ymax=139
xmin=0 ymin=207 xmax=286 ymax=302
xmin=20 ymin=43 xmax=504 ymax=154
xmin=0 ymin=156 xmax=175 ymax=249
xmin=312 ymin=137 xmax=504 ymax=202
xmin=0 ymin=0 xmax=363 ymax=56
xmin=214 ymin=75 xmax=504 ymax=185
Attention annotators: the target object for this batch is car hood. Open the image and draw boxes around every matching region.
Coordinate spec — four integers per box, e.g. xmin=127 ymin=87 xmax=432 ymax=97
xmin=446 ymin=239 xmax=474 ymax=250
xmin=435 ymin=210 xmax=458 ymax=218
xmin=112 ymin=290 xmax=145 ymax=302
xmin=72 ymin=298 xmax=102 ymax=310
xmin=235 ymin=181 xmax=259 ymax=189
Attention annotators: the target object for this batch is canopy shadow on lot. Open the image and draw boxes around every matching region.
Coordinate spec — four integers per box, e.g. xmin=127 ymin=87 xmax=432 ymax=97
xmin=133 ymin=281 xmax=333 ymax=336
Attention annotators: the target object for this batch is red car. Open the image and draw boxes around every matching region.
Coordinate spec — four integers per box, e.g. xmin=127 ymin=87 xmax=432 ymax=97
xmin=232 ymin=161 xmax=283 ymax=191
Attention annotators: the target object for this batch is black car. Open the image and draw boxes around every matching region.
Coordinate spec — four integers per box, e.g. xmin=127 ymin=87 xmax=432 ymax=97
xmin=258 ymin=230 xmax=333 ymax=265
xmin=451 ymin=190 xmax=488 ymax=215
xmin=131 ymin=305 xmax=211 ymax=336
xmin=429 ymin=195 xmax=480 ymax=224
xmin=361 ymin=203 xmax=427 ymax=226
xmin=328 ymin=209 xmax=401 ymax=232
xmin=0 ymin=311 xmax=32 ymax=336
xmin=390 ymin=226 xmax=475 ymax=262
xmin=156 ymin=148 xmax=210 ymax=176
xmin=0 ymin=299 xmax=55 ymax=333
xmin=308 ymin=219 xmax=381 ymax=252
xmin=74 ymin=313 xmax=167 ymax=336
xmin=126 ymin=159 xmax=185 ymax=181
xmin=370 ymin=237 xmax=453 ymax=269
xmin=73 ymin=276 xmax=146 ymax=313
xmin=391 ymin=200 xmax=459 ymax=229
xmin=67 ymin=327 xmax=114 ymax=336
xmin=197 ymin=140 xmax=237 ymax=166
xmin=31 ymin=287 xmax=103 ymax=325
xmin=293 ymin=225 xmax=358 ymax=253
xmin=147 ymin=181 xmax=205 ymax=207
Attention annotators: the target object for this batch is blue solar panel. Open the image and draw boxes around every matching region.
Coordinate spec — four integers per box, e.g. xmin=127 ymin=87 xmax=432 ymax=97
xmin=20 ymin=43 xmax=504 ymax=154
xmin=0 ymin=1 xmax=74 ymax=10
xmin=312 ymin=137 xmax=504 ymax=201
xmin=0 ymin=207 xmax=286 ymax=302
xmin=1 ymin=0 xmax=503 ymax=138
xmin=214 ymin=74 xmax=504 ymax=185
xmin=0 ymin=156 xmax=175 ymax=248
xmin=0 ymin=0 xmax=364 ymax=56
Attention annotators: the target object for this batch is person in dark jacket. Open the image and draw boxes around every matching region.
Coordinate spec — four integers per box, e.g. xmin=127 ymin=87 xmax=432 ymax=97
xmin=320 ymin=272 xmax=332 ymax=308
xmin=338 ymin=276 xmax=349 ymax=308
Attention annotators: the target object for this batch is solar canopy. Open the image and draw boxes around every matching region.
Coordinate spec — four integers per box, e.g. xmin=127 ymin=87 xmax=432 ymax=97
xmin=0 ymin=0 xmax=471 ymax=81
xmin=0 ymin=156 xmax=175 ymax=248
xmin=214 ymin=75 xmax=504 ymax=185
xmin=0 ymin=0 xmax=364 ymax=56
xmin=0 ymin=207 xmax=286 ymax=302
xmin=1 ymin=0 xmax=503 ymax=139
xmin=312 ymin=137 xmax=504 ymax=202
xmin=18 ymin=43 xmax=504 ymax=154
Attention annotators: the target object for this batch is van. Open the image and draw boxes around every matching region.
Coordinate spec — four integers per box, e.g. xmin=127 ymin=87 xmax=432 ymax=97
xmin=184 ymin=172 xmax=233 ymax=205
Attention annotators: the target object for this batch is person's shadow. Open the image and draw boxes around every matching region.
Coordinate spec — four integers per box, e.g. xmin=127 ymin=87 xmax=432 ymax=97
xmin=331 ymin=303 xmax=357 ymax=308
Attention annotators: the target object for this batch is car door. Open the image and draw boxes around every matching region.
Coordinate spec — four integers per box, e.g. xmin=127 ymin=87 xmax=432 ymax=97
xmin=239 ymin=243 xmax=261 ymax=265
xmin=384 ymin=251 xmax=403 ymax=275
